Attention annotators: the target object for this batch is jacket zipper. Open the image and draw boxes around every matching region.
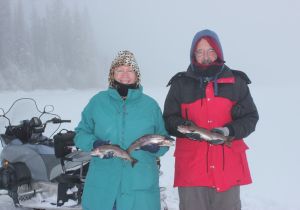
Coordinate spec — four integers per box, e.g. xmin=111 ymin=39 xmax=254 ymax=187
xmin=121 ymin=101 xmax=126 ymax=145
xmin=222 ymin=145 xmax=225 ymax=171
xmin=185 ymin=108 xmax=189 ymax=120
xmin=206 ymin=143 xmax=209 ymax=173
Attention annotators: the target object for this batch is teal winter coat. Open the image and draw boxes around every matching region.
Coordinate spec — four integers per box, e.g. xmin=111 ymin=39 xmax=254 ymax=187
xmin=74 ymin=87 xmax=169 ymax=210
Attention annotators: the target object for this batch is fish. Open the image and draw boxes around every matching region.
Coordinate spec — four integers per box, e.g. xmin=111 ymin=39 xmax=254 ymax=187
xmin=90 ymin=144 xmax=137 ymax=167
xmin=177 ymin=124 xmax=234 ymax=147
xmin=127 ymin=134 xmax=174 ymax=154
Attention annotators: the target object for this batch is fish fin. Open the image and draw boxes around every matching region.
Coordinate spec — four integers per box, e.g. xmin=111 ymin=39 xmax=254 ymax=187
xmin=210 ymin=139 xmax=225 ymax=145
xmin=111 ymin=144 xmax=121 ymax=148
xmin=131 ymin=158 xmax=138 ymax=167
xmin=126 ymin=147 xmax=139 ymax=154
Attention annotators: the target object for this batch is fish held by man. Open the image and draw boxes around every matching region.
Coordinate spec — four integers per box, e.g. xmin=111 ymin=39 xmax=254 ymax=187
xmin=91 ymin=144 xmax=138 ymax=167
xmin=177 ymin=124 xmax=234 ymax=146
xmin=127 ymin=134 xmax=175 ymax=154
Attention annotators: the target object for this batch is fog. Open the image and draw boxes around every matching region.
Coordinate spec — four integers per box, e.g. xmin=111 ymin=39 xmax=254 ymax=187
xmin=86 ymin=0 xmax=300 ymax=88
xmin=1 ymin=0 xmax=299 ymax=90
xmin=1 ymin=1 xmax=300 ymax=208
xmin=0 ymin=0 xmax=101 ymax=90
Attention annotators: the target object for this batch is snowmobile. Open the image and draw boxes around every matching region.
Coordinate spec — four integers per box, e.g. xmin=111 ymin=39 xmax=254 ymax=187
xmin=0 ymin=98 xmax=169 ymax=210
xmin=0 ymin=98 xmax=90 ymax=209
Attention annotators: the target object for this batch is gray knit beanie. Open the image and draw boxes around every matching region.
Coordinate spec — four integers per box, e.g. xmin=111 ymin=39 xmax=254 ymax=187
xmin=108 ymin=50 xmax=141 ymax=87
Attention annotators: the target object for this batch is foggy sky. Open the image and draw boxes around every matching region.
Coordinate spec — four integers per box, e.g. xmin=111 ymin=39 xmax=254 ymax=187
xmin=2 ymin=0 xmax=299 ymax=89
xmin=82 ymin=0 xmax=300 ymax=88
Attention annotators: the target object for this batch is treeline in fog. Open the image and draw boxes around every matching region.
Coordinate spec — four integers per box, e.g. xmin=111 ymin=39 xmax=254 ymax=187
xmin=0 ymin=0 xmax=101 ymax=90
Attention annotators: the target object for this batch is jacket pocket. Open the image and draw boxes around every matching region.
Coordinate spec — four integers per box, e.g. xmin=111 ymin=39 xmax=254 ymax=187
xmin=174 ymin=140 xmax=208 ymax=183
xmin=131 ymin=161 xmax=159 ymax=190
xmin=231 ymin=140 xmax=249 ymax=152
xmin=224 ymin=140 xmax=249 ymax=183
xmin=174 ymin=138 xmax=200 ymax=157
xmin=85 ymin=158 xmax=121 ymax=188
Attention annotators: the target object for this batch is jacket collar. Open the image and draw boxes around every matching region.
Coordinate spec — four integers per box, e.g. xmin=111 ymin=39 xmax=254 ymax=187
xmin=108 ymin=85 xmax=143 ymax=102
xmin=186 ymin=64 xmax=226 ymax=81
xmin=186 ymin=64 xmax=234 ymax=96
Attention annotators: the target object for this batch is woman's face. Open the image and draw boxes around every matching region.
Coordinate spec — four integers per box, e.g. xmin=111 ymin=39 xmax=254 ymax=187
xmin=113 ymin=65 xmax=137 ymax=85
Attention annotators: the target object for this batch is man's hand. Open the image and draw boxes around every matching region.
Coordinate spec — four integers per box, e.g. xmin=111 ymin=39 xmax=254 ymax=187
xmin=181 ymin=120 xmax=196 ymax=127
xmin=211 ymin=127 xmax=229 ymax=136
xmin=181 ymin=120 xmax=202 ymax=140
xmin=209 ymin=127 xmax=230 ymax=145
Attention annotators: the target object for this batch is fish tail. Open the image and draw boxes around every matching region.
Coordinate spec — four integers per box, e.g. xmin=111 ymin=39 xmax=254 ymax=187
xmin=225 ymin=137 xmax=234 ymax=147
xmin=224 ymin=141 xmax=231 ymax=147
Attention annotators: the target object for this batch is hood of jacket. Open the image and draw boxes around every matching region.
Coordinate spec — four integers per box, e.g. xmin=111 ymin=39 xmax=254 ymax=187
xmin=190 ymin=29 xmax=224 ymax=64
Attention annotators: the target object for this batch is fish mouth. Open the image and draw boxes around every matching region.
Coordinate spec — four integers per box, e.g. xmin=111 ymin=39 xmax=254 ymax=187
xmin=90 ymin=152 xmax=104 ymax=158
xmin=163 ymin=141 xmax=174 ymax=146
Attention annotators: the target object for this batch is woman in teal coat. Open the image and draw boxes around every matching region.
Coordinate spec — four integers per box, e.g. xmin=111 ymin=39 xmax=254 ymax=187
xmin=74 ymin=50 xmax=169 ymax=210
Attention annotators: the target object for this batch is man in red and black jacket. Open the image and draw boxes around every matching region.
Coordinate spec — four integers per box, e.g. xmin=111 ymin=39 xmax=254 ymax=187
xmin=163 ymin=29 xmax=259 ymax=210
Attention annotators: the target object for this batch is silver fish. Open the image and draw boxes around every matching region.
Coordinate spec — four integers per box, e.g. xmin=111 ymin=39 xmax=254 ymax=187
xmin=91 ymin=144 xmax=138 ymax=167
xmin=177 ymin=124 xmax=234 ymax=147
xmin=127 ymin=134 xmax=174 ymax=154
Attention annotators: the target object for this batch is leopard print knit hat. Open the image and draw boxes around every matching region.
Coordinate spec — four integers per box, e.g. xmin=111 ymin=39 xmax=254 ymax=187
xmin=108 ymin=50 xmax=141 ymax=87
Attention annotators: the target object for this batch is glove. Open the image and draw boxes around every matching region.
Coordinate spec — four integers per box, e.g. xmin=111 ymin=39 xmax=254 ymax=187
xmin=211 ymin=127 xmax=230 ymax=136
xmin=181 ymin=120 xmax=196 ymax=127
xmin=181 ymin=120 xmax=202 ymax=140
xmin=185 ymin=133 xmax=202 ymax=140
xmin=140 ymin=144 xmax=160 ymax=153
xmin=210 ymin=127 xmax=229 ymax=145
xmin=93 ymin=139 xmax=110 ymax=148
xmin=93 ymin=139 xmax=114 ymax=159
xmin=102 ymin=151 xmax=114 ymax=159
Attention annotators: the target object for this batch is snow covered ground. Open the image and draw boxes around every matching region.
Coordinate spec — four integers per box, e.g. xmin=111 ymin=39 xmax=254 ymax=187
xmin=0 ymin=86 xmax=300 ymax=210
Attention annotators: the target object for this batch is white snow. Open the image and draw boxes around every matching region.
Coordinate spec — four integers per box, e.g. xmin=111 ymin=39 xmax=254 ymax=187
xmin=0 ymin=87 xmax=299 ymax=210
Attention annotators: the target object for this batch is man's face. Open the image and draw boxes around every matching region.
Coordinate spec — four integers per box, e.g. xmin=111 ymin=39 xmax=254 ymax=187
xmin=194 ymin=39 xmax=217 ymax=65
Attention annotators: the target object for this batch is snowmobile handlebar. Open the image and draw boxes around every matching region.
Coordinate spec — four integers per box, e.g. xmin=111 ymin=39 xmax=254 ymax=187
xmin=3 ymin=117 xmax=71 ymax=144
xmin=46 ymin=117 xmax=71 ymax=124
xmin=0 ymin=98 xmax=72 ymax=144
xmin=6 ymin=117 xmax=71 ymax=131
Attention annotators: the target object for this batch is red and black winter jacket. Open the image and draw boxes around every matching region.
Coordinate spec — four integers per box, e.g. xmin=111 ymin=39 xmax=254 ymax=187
xmin=163 ymin=64 xmax=259 ymax=191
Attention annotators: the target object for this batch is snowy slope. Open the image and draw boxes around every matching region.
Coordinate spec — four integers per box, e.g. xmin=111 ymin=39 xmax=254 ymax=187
xmin=0 ymin=87 xmax=299 ymax=210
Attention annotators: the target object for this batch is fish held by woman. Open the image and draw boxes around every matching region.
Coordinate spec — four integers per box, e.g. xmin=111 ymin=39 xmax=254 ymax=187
xmin=127 ymin=134 xmax=174 ymax=154
xmin=91 ymin=144 xmax=138 ymax=167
